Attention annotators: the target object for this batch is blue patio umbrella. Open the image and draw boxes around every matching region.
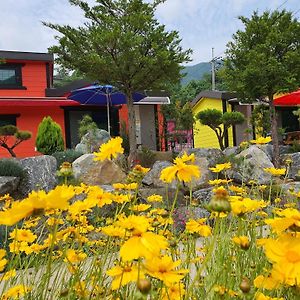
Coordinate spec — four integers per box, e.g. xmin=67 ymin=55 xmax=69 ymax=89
xmin=68 ymin=84 xmax=146 ymax=135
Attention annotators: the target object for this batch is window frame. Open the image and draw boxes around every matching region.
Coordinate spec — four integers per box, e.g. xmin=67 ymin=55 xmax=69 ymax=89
xmin=0 ymin=63 xmax=26 ymax=90
xmin=0 ymin=114 xmax=20 ymax=127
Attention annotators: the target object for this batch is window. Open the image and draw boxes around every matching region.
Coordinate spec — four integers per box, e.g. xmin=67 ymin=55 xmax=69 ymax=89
xmin=0 ymin=64 xmax=25 ymax=89
xmin=0 ymin=115 xmax=18 ymax=127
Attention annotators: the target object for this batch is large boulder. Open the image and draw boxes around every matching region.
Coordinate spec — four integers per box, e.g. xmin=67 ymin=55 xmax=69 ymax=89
xmin=18 ymin=155 xmax=57 ymax=196
xmin=228 ymin=145 xmax=274 ymax=184
xmin=282 ymin=152 xmax=300 ymax=180
xmin=75 ymin=129 xmax=110 ymax=154
xmin=0 ymin=176 xmax=20 ymax=196
xmin=193 ymin=187 xmax=214 ymax=206
xmin=73 ymin=154 xmax=126 ymax=185
xmin=142 ymin=161 xmax=176 ymax=188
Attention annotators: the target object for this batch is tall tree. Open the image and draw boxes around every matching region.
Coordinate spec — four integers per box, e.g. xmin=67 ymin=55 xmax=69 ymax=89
xmin=224 ymin=10 xmax=300 ymax=166
xmin=44 ymin=0 xmax=191 ymax=164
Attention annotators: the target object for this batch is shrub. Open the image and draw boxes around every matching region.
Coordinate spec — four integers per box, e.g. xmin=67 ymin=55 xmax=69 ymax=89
xmin=35 ymin=117 xmax=65 ymax=155
xmin=137 ymin=146 xmax=155 ymax=168
xmin=52 ymin=149 xmax=84 ymax=169
xmin=0 ymin=159 xmax=26 ymax=179
xmin=78 ymin=115 xmax=98 ymax=139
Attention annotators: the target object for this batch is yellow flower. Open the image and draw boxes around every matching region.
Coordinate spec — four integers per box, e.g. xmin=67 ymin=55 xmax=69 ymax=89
xmin=147 ymin=194 xmax=163 ymax=203
xmin=133 ymin=164 xmax=150 ymax=173
xmin=254 ymin=274 xmax=280 ymax=290
xmin=232 ymin=236 xmax=250 ymax=250
xmin=185 ymin=219 xmax=212 ymax=236
xmin=229 ymin=185 xmax=246 ymax=194
xmin=0 ymin=269 xmax=16 ymax=281
xmin=112 ymin=193 xmax=132 ymax=204
xmin=65 ymin=249 xmax=87 ymax=264
xmin=9 ymin=229 xmax=37 ymax=243
xmin=145 ymin=255 xmax=188 ymax=285
xmin=2 ymin=285 xmax=31 ymax=299
xmin=161 ymin=282 xmax=185 ymax=300
xmin=113 ymin=183 xmax=138 ymax=190
xmin=160 ymin=153 xmax=200 ymax=183
xmin=93 ymin=136 xmax=124 ymax=161
xmin=265 ymin=208 xmax=300 ymax=233
xmin=263 ymin=168 xmax=286 ymax=176
xmin=0 ymin=249 xmax=7 ymax=272
xmin=209 ymin=162 xmax=231 ymax=173
xmin=250 ymin=136 xmax=272 ymax=144
xmin=255 ymin=292 xmax=284 ymax=300
xmin=208 ymin=179 xmax=233 ymax=185
xmin=130 ymin=204 xmax=151 ymax=212
xmin=106 ymin=263 xmax=145 ymax=290
xmin=230 ymin=198 xmax=267 ymax=216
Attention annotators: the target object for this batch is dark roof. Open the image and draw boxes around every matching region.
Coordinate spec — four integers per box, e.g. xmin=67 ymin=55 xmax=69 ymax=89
xmin=45 ymin=79 xmax=93 ymax=97
xmin=0 ymin=50 xmax=53 ymax=62
xmin=191 ymin=90 xmax=237 ymax=107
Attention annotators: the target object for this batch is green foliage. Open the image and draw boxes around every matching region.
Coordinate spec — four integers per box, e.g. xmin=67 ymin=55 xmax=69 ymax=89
xmin=15 ymin=130 xmax=32 ymax=140
xmin=36 ymin=117 xmax=65 ymax=155
xmin=137 ymin=147 xmax=155 ymax=168
xmin=196 ymin=109 xmax=245 ymax=150
xmin=250 ymin=105 xmax=271 ymax=137
xmin=288 ymin=140 xmax=300 ymax=153
xmin=51 ymin=149 xmax=83 ymax=169
xmin=293 ymin=108 xmax=300 ymax=123
xmin=0 ymin=125 xmax=17 ymax=136
xmin=78 ymin=115 xmax=98 ymax=139
xmin=0 ymin=159 xmax=26 ymax=178
xmin=44 ymin=0 xmax=191 ymax=160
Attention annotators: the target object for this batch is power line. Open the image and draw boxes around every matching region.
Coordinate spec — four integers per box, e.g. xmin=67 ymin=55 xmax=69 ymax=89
xmin=276 ymin=0 xmax=289 ymax=11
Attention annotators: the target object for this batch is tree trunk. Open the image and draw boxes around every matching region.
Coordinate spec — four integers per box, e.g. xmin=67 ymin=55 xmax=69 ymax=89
xmin=0 ymin=143 xmax=16 ymax=157
xmin=126 ymin=91 xmax=137 ymax=166
xmin=269 ymin=95 xmax=280 ymax=167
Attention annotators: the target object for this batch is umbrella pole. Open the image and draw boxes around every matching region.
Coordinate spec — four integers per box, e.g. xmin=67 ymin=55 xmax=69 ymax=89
xmin=107 ymin=96 xmax=111 ymax=136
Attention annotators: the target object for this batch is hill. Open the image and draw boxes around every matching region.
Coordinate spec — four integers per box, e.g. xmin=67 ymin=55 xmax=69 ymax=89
xmin=181 ymin=62 xmax=211 ymax=85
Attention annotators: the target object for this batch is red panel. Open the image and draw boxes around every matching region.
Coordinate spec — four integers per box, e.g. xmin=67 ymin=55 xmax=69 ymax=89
xmin=118 ymin=104 xmax=129 ymax=129
xmin=0 ymin=98 xmax=80 ymax=107
xmin=0 ymin=107 xmax=66 ymax=158
xmin=274 ymin=90 xmax=300 ymax=106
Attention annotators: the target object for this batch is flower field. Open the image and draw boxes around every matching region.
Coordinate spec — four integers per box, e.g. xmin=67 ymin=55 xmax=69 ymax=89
xmin=0 ymin=137 xmax=299 ymax=299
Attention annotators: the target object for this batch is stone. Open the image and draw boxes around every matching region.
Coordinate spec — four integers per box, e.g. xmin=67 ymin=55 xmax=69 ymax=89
xmin=227 ymin=145 xmax=274 ymax=185
xmin=73 ymin=154 xmax=126 ymax=185
xmin=142 ymin=161 xmax=175 ymax=188
xmin=193 ymin=187 xmax=214 ymax=205
xmin=17 ymin=155 xmax=57 ymax=196
xmin=0 ymin=176 xmax=20 ymax=196
xmin=282 ymin=152 xmax=300 ymax=180
xmin=223 ymin=146 xmax=239 ymax=157
xmin=75 ymin=129 xmax=110 ymax=154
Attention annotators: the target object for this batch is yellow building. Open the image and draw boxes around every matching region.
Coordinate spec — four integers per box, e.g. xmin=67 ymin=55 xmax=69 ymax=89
xmin=192 ymin=91 xmax=252 ymax=149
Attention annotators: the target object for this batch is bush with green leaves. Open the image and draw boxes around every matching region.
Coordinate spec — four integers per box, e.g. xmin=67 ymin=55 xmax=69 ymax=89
xmin=0 ymin=159 xmax=26 ymax=179
xmin=35 ymin=117 xmax=65 ymax=155
xmin=250 ymin=104 xmax=271 ymax=137
xmin=196 ymin=109 xmax=245 ymax=150
xmin=78 ymin=115 xmax=98 ymax=139
xmin=52 ymin=149 xmax=83 ymax=169
xmin=0 ymin=125 xmax=32 ymax=157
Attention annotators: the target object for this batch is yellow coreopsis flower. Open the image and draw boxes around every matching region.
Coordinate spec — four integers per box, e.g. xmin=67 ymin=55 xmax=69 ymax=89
xmin=185 ymin=219 xmax=212 ymax=237
xmin=250 ymin=136 xmax=272 ymax=144
xmin=65 ymin=249 xmax=87 ymax=264
xmin=255 ymin=292 xmax=284 ymax=300
xmin=106 ymin=263 xmax=145 ymax=290
xmin=2 ymin=285 xmax=31 ymax=299
xmin=254 ymin=274 xmax=281 ymax=290
xmin=133 ymin=164 xmax=150 ymax=173
xmin=0 ymin=269 xmax=16 ymax=281
xmin=208 ymin=179 xmax=233 ymax=185
xmin=209 ymin=162 xmax=231 ymax=173
xmin=230 ymin=198 xmax=267 ymax=216
xmin=9 ymin=229 xmax=37 ymax=244
xmin=160 ymin=153 xmax=200 ymax=183
xmin=161 ymin=282 xmax=186 ymax=300
xmin=93 ymin=136 xmax=124 ymax=161
xmin=263 ymin=168 xmax=286 ymax=176
xmin=0 ymin=249 xmax=7 ymax=272
xmin=147 ymin=194 xmax=163 ymax=202
xmin=101 ymin=225 xmax=126 ymax=238
xmin=232 ymin=236 xmax=250 ymax=250
xmin=145 ymin=255 xmax=188 ymax=285
xmin=113 ymin=183 xmax=138 ymax=190
xmin=130 ymin=204 xmax=151 ymax=212
xmin=265 ymin=208 xmax=300 ymax=233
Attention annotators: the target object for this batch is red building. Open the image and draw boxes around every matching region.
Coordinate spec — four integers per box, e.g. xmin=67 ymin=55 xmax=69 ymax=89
xmin=0 ymin=50 xmax=167 ymax=158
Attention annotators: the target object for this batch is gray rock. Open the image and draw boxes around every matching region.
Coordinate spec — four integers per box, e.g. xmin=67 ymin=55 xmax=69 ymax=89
xmin=0 ymin=176 xmax=20 ymax=196
xmin=280 ymin=181 xmax=300 ymax=194
xmin=142 ymin=161 xmax=176 ymax=188
xmin=223 ymin=146 xmax=239 ymax=157
xmin=18 ymin=155 xmax=57 ymax=196
xmin=228 ymin=145 xmax=274 ymax=185
xmin=282 ymin=152 xmax=300 ymax=179
xmin=75 ymin=129 xmax=110 ymax=154
xmin=73 ymin=154 xmax=126 ymax=185
xmin=193 ymin=187 xmax=214 ymax=205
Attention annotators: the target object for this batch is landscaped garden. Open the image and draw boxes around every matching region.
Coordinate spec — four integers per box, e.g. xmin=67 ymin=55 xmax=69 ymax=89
xmin=0 ymin=136 xmax=299 ymax=299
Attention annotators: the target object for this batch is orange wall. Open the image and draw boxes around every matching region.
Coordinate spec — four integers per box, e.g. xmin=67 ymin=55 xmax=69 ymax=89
xmin=0 ymin=107 xmax=65 ymax=158
xmin=119 ymin=104 xmax=128 ymax=129
xmin=0 ymin=60 xmax=49 ymax=97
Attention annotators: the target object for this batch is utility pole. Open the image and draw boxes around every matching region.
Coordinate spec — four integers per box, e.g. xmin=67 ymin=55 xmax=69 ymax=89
xmin=211 ymin=47 xmax=216 ymax=90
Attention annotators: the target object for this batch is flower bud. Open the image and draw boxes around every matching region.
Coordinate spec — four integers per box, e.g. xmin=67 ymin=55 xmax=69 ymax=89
xmin=239 ymin=277 xmax=251 ymax=293
xmin=137 ymin=278 xmax=151 ymax=294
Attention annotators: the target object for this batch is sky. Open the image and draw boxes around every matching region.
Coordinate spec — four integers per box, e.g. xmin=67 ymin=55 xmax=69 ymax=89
xmin=0 ymin=0 xmax=299 ymax=65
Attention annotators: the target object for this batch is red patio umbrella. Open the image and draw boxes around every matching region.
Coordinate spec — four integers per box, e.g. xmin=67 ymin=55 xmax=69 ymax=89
xmin=274 ymin=89 xmax=300 ymax=106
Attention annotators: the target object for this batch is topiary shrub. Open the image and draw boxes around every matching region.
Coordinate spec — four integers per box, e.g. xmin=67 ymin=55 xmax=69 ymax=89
xmin=79 ymin=115 xmax=98 ymax=139
xmin=0 ymin=159 xmax=26 ymax=179
xmin=52 ymin=149 xmax=84 ymax=169
xmin=35 ymin=116 xmax=65 ymax=155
